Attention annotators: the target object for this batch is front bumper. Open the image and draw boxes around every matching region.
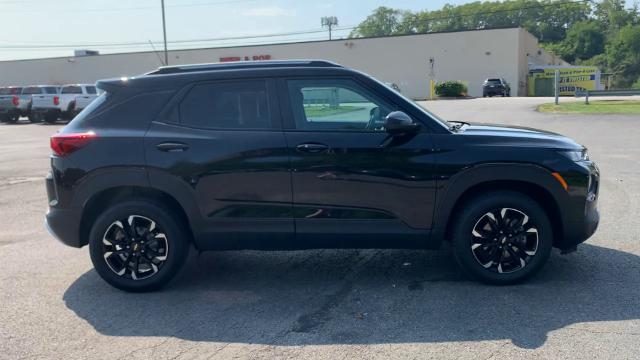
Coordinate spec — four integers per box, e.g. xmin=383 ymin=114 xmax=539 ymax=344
xmin=556 ymin=163 xmax=600 ymax=250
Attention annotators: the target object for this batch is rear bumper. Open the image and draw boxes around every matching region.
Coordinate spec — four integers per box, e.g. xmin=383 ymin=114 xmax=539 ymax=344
xmin=45 ymin=171 xmax=83 ymax=247
xmin=483 ymin=87 xmax=506 ymax=95
xmin=45 ymin=207 xmax=83 ymax=247
xmin=32 ymin=107 xmax=61 ymax=116
xmin=0 ymin=108 xmax=19 ymax=116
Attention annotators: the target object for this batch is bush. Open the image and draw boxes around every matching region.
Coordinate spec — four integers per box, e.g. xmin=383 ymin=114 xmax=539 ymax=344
xmin=435 ymin=81 xmax=467 ymax=97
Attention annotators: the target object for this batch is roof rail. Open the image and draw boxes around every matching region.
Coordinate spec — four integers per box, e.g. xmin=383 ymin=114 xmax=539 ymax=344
xmin=147 ymin=60 xmax=342 ymax=75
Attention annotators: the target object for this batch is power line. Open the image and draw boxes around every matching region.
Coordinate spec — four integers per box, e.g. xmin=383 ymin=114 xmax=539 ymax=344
xmin=0 ymin=26 xmax=356 ymax=49
xmin=0 ymin=0 xmax=261 ymax=13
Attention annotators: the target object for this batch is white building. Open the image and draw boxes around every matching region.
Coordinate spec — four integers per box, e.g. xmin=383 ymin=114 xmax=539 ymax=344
xmin=0 ymin=27 xmax=566 ymax=99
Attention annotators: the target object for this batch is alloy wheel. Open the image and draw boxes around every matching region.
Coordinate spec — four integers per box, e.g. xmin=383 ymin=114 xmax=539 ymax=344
xmin=470 ymin=207 xmax=539 ymax=274
xmin=101 ymin=215 xmax=169 ymax=280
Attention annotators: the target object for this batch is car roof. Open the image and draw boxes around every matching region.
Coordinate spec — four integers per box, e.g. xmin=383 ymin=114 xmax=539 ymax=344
xmin=148 ymin=59 xmax=342 ymax=75
xmin=97 ymin=60 xmax=356 ymax=92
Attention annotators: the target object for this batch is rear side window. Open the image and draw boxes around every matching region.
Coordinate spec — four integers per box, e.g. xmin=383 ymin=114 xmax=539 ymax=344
xmin=22 ymin=86 xmax=42 ymax=95
xmin=179 ymin=80 xmax=271 ymax=130
xmin=86 ymin=86 xmax=97 ymax=94
xmin=61 ymin=86 xmax=82 ymax=94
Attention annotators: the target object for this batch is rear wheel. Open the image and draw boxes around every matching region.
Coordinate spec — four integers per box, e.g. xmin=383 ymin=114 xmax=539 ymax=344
xmin=28 ymin=114 xmax=42 ymax=123
xmin=44 ymin=114 xmax=57 ymax=124
xmin=88 ymin=200 xmax=189 ymax=292
xmin=6 ymin=115 xmax=18 ymax=124
xmin=451 ymin=191 xmax=553 ymax=284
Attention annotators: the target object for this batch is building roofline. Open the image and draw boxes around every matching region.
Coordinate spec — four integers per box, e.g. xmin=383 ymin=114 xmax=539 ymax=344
xmin=0 ymin=26 xmax=523 ymax=64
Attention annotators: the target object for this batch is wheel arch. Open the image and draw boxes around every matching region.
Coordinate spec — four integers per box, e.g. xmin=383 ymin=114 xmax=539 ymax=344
xmin=432 ymin=163 xmax=567 ymax=248
xmin=78 ymin=186 xmax=194 ymax=248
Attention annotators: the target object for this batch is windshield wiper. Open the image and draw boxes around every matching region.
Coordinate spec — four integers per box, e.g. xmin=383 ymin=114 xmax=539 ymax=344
xmin=448 ymin=121 xmax=470 ymax=131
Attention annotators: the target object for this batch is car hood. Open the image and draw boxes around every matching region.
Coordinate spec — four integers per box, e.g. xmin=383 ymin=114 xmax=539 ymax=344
xmin=458 ymin=123 xmax=583 ymax=150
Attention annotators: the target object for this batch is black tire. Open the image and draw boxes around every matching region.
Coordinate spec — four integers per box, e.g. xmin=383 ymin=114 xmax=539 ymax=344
xmin=451 ymin=191 xmax=553 ymax=285
xmin=28 ymin=114 xmax=42 ymax=123
xmin=6 ymin=115 xmax=18 ymax=124
xmin=44 ymin=114 xmax=57 ymax=124
xmin=88 ymin=200 xmax=189 ymax=292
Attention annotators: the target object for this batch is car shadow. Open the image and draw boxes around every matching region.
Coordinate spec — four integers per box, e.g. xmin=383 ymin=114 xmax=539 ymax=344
xmin=63 ymin=244 xmax=640 ymax=349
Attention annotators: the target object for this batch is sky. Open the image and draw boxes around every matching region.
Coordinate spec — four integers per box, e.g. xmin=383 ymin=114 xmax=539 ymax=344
xmin=0 ymin=0 xmax=469 ymax=61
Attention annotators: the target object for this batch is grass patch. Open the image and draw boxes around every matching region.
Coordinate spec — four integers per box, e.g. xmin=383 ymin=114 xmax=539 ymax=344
xmin=538 ymin=100 xmax=640 ymax=114
xmin=304 ymin=105 xmax=363 ymax=117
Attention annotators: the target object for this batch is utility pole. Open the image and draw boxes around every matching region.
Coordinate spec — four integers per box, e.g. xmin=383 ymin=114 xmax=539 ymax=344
xmin=321 ymin=16 xmax=338 ymax=40
xmin=161 ymin=0 xmax=169 ymax=66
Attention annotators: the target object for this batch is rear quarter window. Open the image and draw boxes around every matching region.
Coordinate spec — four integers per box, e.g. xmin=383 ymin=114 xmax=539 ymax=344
xmin=70 ymin=91 xmax=174 ymax=130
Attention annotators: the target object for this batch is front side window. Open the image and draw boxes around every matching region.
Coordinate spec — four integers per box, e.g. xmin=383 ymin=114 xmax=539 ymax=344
xmin=180 ymin=80 xmax=271 ymax=130
xmin=287 ymin=79 xmax=393 ymax=131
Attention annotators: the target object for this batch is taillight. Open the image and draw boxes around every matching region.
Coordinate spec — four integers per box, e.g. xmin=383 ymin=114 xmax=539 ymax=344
xmin=12 ymin=96 xmax=19 ymax=106
xmin=50 ymin=131 xmax=97 ymax=156
xmin=53 ymin=96 xmax=60 ymax=105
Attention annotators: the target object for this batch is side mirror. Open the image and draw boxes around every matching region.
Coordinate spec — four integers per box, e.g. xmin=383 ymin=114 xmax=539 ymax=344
xmin=385 ymin=111 xmax=420 ymax=135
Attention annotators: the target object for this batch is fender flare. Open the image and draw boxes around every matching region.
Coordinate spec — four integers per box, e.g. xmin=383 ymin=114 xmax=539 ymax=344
xmin=430 ymin=163 xmax=568 ymax=243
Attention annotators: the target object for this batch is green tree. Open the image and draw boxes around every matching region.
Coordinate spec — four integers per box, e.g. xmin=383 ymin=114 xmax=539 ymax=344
xmin=350 ymin=7 xmax=412 ymax=37
xmin=561 ymin=21 xmax=606 ymax=62
xmin=606 ymin=25 xmax=640 ymax=87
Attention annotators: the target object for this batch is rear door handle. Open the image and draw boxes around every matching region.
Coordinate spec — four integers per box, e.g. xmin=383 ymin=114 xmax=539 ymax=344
xmin=156 ymin=142 xmax=189 ymax=152
xmin=296 ymin=143 xmax=329 ymax=153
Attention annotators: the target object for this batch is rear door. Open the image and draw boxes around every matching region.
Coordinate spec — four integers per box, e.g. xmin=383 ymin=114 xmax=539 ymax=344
xmin=145 ymin=78 xmax=293 ymax=250
xmin=279 ymin=77 xmax=438 ymax=248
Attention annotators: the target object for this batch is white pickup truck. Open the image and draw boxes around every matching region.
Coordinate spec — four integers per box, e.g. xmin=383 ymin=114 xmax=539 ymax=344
xmin=31 ymin=84 xmax=98 ymax=123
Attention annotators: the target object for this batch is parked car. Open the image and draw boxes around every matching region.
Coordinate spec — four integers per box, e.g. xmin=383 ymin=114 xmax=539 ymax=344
xmin=0 ymin=86 xmax=28 ymax=123
xmin=25 ymin=85 xmax=61 ymax=123
xmin=71 ymin=87 xmax=99 ymax=117
xmin=45 ymin=60 xmax=599 ymax=292
xmin=56 ymin=84 xmax=98 ymax=120
xmin=482 ymin=78 xmax=511 ymax=97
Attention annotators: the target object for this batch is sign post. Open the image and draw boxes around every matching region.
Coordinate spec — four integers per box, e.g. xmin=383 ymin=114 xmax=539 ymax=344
xmin=554 ymin=69 xmax=560 ymax=105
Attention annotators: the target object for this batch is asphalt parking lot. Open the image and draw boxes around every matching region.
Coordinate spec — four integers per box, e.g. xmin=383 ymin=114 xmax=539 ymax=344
xmin=1 ymin=97 xmax=639 ymax=359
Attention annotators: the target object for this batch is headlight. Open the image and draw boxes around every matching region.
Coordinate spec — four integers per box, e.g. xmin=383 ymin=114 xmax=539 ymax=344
xmin=559 ymin=149 xmax=589 ymax=162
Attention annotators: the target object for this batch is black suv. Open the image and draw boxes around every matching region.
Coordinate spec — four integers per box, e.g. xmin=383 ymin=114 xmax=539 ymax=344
xmin=482 ymin=78 xmax=511 ymax=97
xmin=45 ymin=61 xmax=599 ymax=292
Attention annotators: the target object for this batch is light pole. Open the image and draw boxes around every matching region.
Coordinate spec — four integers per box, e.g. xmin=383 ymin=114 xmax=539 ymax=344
xmin=161 ymin=0 xmax=169 ymax=66
xmin=321 ymin=16 xmax=338 ymax=40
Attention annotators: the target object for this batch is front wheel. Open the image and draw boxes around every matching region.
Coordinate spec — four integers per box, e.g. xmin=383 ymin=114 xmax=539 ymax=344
xmin=451 ymin=191 xmax=553 ymax=284
xmin=88 ymin=200 xmax=189 ymax=292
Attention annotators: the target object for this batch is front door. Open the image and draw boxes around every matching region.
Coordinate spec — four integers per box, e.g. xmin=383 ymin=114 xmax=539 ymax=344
xmin=280 ymin=77 xmax=438 ymax=248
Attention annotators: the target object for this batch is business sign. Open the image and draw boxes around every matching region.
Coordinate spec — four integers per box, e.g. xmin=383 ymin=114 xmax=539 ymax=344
xmin=220 ymin=55 xmax=272 ymax=62
xmin=528 ymin=67 xmax=601 ymax=96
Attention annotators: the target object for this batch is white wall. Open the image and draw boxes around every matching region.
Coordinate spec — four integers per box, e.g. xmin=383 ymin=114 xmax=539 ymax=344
xmin=0 ymin=28 xmax=533 ymax=99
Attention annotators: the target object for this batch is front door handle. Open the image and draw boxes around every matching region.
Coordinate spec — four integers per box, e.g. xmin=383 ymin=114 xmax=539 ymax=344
xmin=296 ymin=143 xmax=329 ymax=153
xmin=156 ymin=142 xmax=189 ymax=152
